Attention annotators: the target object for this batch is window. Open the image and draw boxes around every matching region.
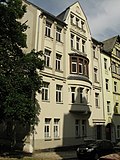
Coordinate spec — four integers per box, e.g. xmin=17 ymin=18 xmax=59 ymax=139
xmin=44 ymin=49 xmax=51 ymax=67
xmin=56 ymin=27 xmax=61 ymax=42
xmin=112 ymin=62 xmax=116 ymax=73
xmin=114 ymin=81 xmax=117 ymax=92
xmin=71 ymin=57 xmax=77 ymax=73
xmin=95 ymin=93 xmax=99 ymax=108
xmin=82 ymin=40 xmax=85 ymax=53
xmin=94 ymin=68 xmax=98 ymax=82
xmin=116 ymin=49 xmax=120 ymax=58
xmin=75 ymin=120 xmax=80 ymax=137
xmin=86 ymin=89 xmax=89 ymax=103
xmin=71 ymin=87 xmax=76 ymax=103
xmin=44 ymin=118 xmax=51 ymax=138
xmin=71 ymin=34 xmax=74 ymax=48
xmin=76 ymin=37 xmax=80 ymax=50
xmin=117 ymin=65 xmax=120 ymax=75
xmin=54 ymin=119 xmax=60 ymax=138
xmin=81 ymin=21 xmax=84 ymax=30
xmin=107 ymin=101 xmax=110 ymax=113
xmin=115 ymin=103 xmax=119 ymax=114
xmin=70 ymin=14 xmax=74 ymax=24
xmin=93 ymin=46 xmax=97 ymax=59
xmin=76 ymin=17 xmax=79 ymax=27
xmin=56 ymin=85 xmax=62 ymax=102
xmin=82 ymin=120 xmax=86 ymax=137
xmin=79 ymin=88 xmax=83 ymax=103
xmin=56 ymin=54 xmax=61 ymax=71
xmin=42 ymin=82 xmax=49 ymax=101
xmin=117 ymin=125 xmax=120 ymax=139
xmin=104 ymin=58 xmax=107 ymax=69
xmin=45 ymin=21 xmax=52 ymax=37
xmin=79 ymin=59 xmax=83 ymax=74
xmin=105 ymin=79 xmax=109 ymax=91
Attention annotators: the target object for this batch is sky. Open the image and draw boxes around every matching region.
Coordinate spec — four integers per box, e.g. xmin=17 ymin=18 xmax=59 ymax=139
xmin=28 ymin=0 xmax=120 ymax=41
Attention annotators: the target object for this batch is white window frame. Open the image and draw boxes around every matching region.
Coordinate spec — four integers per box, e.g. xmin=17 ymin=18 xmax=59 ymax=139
xmin=82 ymin=40 xmax=85 ymax=53
xmin=71 ymin=34 xmax=74 ymax=48
xmin=79 ymin=88 xmax=83 ymax=103
xmin=71 ymin=87 xmax=76 ymax=103
xmin=45 ymin=21 xmax=51 ymax=37
xmin=44 ymin=118 xmax=51 ymax=139
xmin=95 ymin=93 xmax=99 ymax=108
xmin=94 ymin=68 xmax=98 ymax=82
xmin=44 ymin=49 xmax=51 ymax=67
xmin=56 ymin=85 xmax=62 ymax=103
xmin=54 ymin=119 xmax=60 ymax=138
xmin=56 ymin=54 xmax=61 ymax=71
xmin=56 ymin=27 xmax=61 ymax=42
xmin=76 ymin=37 xmax=80 ymax=50
xmin=42 ymin=82 xmax=49 ymax=101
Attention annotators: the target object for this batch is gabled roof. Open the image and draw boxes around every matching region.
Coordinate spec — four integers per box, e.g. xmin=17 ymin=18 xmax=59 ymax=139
xmin=102 ymin=35 xmax=120 ymax=53
xmin=23 ymin=0 xmax=66 ymax=26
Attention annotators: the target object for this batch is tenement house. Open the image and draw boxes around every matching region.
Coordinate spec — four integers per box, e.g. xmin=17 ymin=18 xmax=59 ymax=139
xmin=21 ymin=0 xmax=120 ymax=151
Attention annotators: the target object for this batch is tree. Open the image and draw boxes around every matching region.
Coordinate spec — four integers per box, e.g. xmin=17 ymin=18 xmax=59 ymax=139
xmin=0 ymin=0 xmax=44 ymax=147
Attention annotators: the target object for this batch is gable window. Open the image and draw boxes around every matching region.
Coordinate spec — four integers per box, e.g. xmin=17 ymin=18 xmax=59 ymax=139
xmin=56 ymin=27 xmax=61 ymax=42
xmin=81 ymin=21 xmax=84 ymax=30
xmin=117 ymin=65 xmax=120 ymax=75
xmin=76 ymin=37 xmax=80 ymax=50
xmin=95 ymin=93 xmax=99 ymax=108
xmin=105 ymin=79 xmax=109 ymax=91
xmin=71 ymin=34 xmax=74 ymax=48
xmin=42 ymin=82 xmax=49 ymax=101
xmin=71 ymin=87 xmax=76 ymax=103
xmin=104 ymin=58 xmax=107 ymax=69
xmin=70 ymin=14 xmax=74 ymax=24
xmin=56 ymin=54 xmax=62 ymax=71
xmin=56 ymin=85 xmax=62 ymax=103
xmin=82 ymin=40 xmax=86 ymax=53
xmin=44 ymin=49 xmax=51 ymax=67
xmin=45 ymin=21 xmax=52 ymax=37
xmin=44 ymin=118 xmax=51 ymax=139
xmin=54 ymin=119 xmax=60 ymax=138
xmin=76 ymin=17 xmax=79 ymax=27
xmin=116 ymin=49 xmax=120 ymax=58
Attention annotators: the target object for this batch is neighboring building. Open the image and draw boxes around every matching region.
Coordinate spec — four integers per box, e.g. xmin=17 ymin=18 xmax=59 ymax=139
xmin=21 ymin=0 xmax=120 ymax=151
xmin=102 ymin=36 xmax=120 ymax=142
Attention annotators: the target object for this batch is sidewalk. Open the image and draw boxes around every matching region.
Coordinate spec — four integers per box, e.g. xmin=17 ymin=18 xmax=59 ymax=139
xmin=33 ymin=150 xmax=77 ymax=160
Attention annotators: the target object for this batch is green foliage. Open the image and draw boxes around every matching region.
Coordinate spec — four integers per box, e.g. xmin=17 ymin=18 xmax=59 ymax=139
xmin=0 ymin=0 xmax=44 ymax=126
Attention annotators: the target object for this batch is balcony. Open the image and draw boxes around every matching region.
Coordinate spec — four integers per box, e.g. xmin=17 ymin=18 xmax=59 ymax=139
xmin=69 ymin=103 xmax=91 ymax=116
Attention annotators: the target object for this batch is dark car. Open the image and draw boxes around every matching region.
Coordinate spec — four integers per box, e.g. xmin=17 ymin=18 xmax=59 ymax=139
xmin=76 ymin=140 xmax=114 ymax=160
xmin=114 ymin=142 xmax=120 ymax=153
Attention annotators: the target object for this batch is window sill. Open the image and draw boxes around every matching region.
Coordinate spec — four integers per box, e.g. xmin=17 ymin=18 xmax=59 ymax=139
xmin=56 ymin=102 xmax=63 ymax=104
xmin=45 ymin=66 xmax=52 ymax=70
xmin=55 ymin=69 xmax=63 ymax=73
xmin=45 ymin=138 xmax=52 ymax=141
xmin=42 ymin=100 xmax=50 ymax=103
xmin=54 ymin=138 xmax=61 ymax=140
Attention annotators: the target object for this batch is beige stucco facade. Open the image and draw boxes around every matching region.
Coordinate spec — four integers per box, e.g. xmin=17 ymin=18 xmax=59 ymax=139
xmin=22 ymin=0 xmax=120 ymax=151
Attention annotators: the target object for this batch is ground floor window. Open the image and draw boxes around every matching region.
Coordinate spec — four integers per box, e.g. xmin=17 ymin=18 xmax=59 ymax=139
xmin=54 ymin=119 xmax=60 ymax=138
xmin=44 ymin=118 xmax=51 ymax=139
xmin=75 ymin=119 xmax=87 ymax=138
xmin=117 ymin=125 xmax=120 ymax=139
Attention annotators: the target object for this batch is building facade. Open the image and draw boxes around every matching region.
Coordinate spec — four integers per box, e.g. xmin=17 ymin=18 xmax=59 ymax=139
xmin=22 ymin=0 xmax=120 ymax=151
